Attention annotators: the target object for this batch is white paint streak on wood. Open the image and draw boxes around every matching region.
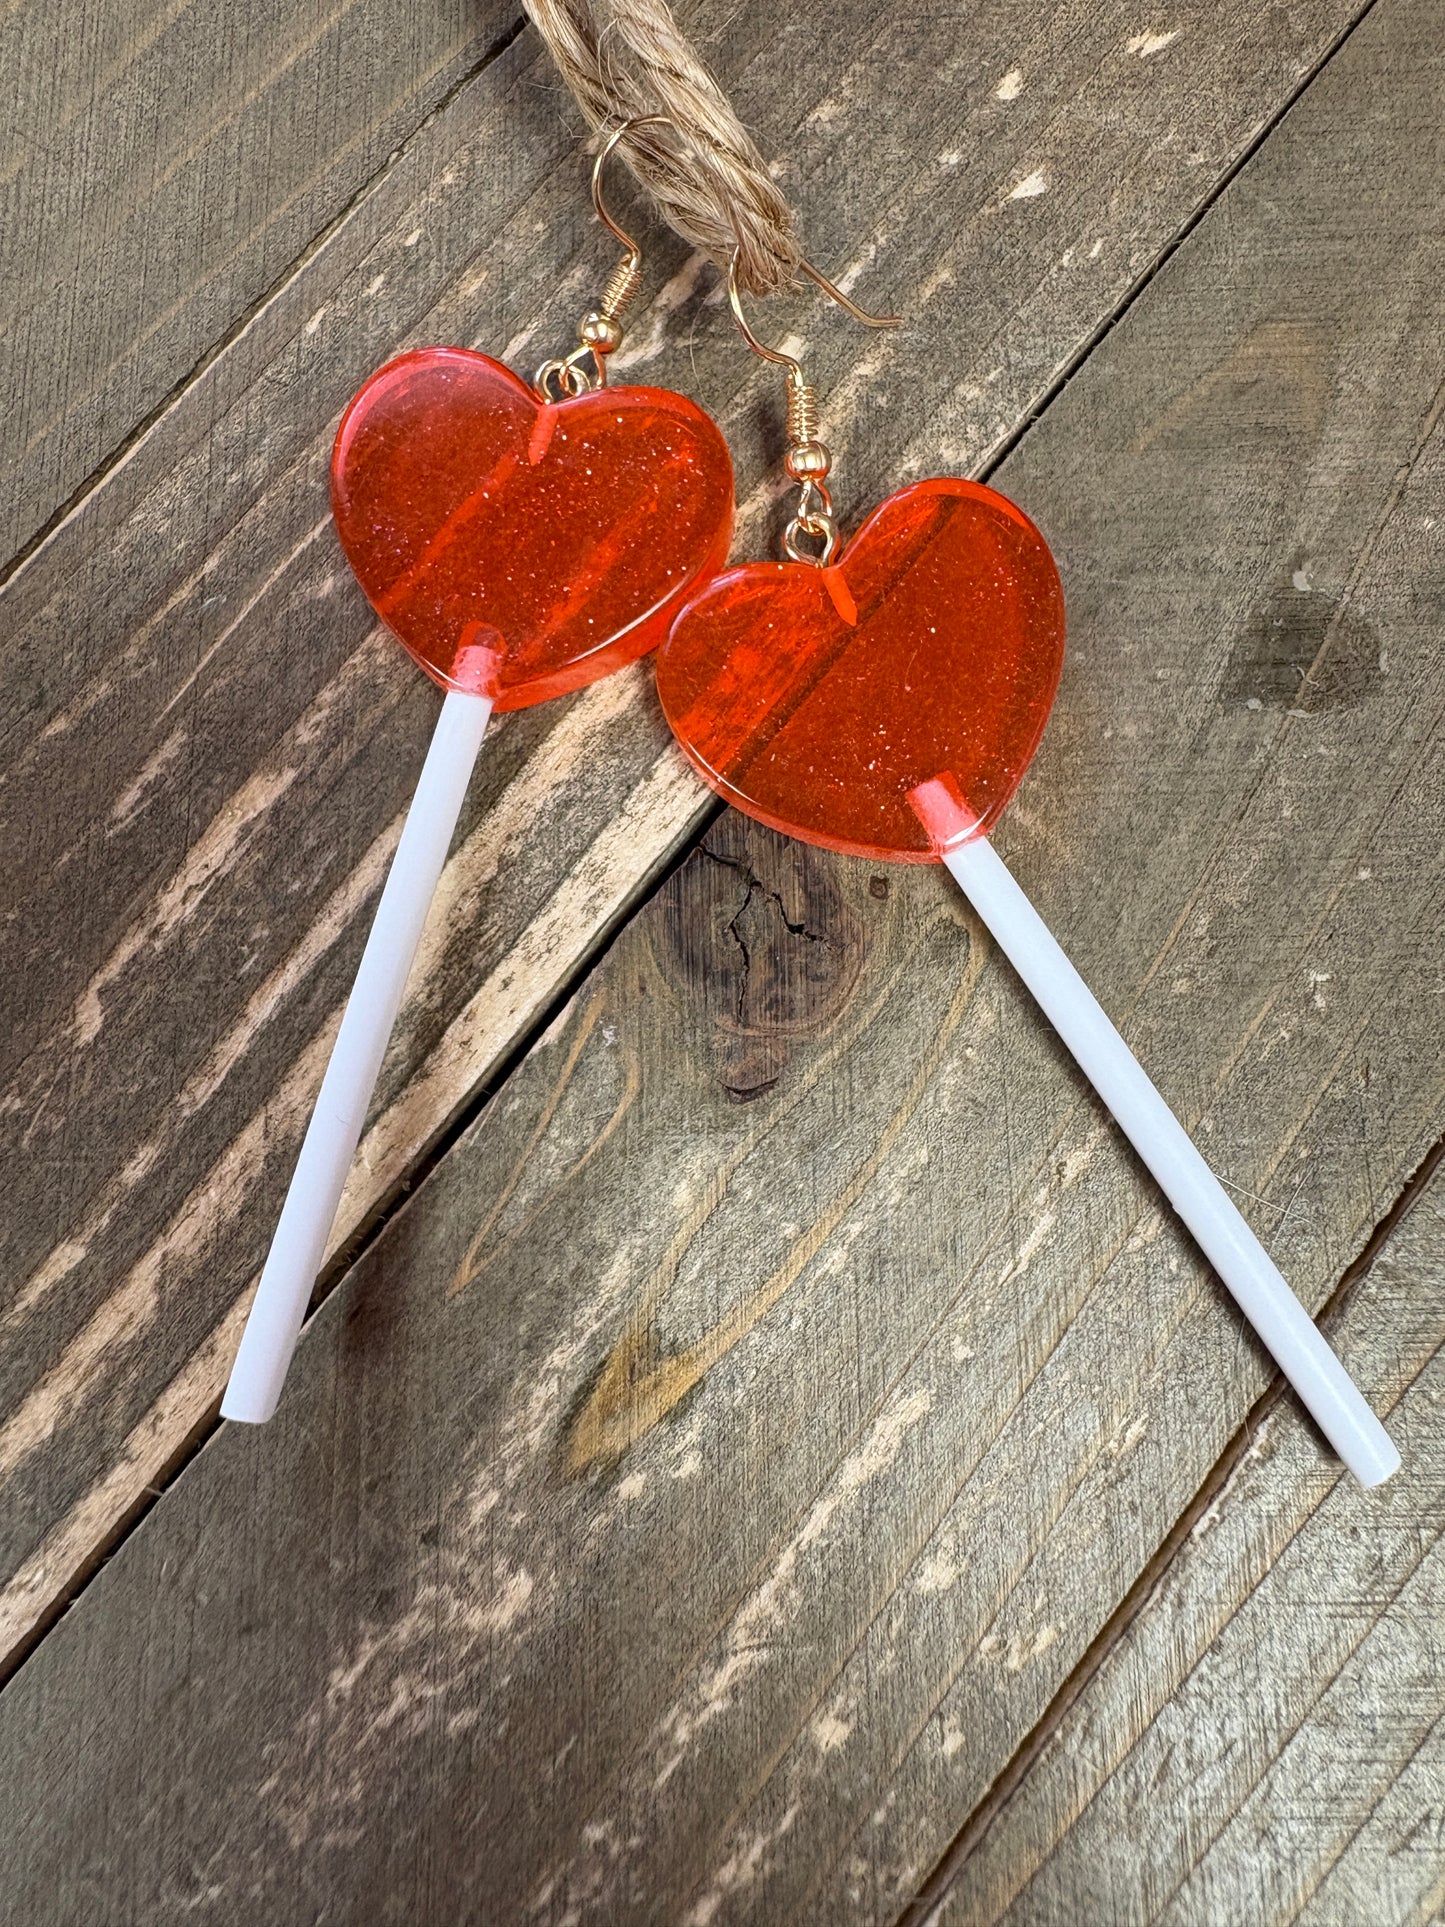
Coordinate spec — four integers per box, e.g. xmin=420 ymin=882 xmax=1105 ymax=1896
xmin=106 ymin=726 xmax=188 ymax=830
xmin=252 ymin=1264 xmax=649 ymax=1851
xmin=65 ymin=634 xmax=380 ymax=1055
xmin=407 ymin=665 xmax=641 ymax=999
xmin=915 ymin=1551 xmax=959 ymax=1594
xmin=683 ymin=1804 xmax=801 ymax=1927
xmin=0 ymin=1025 xmax=337 ymax=1486
xmin=157 ymin=512 xmax=332 ymax=720
xmin=611 ymin=253 xmax=713 ymax=373
xmin=338 ymin=740 xmax=703 ymax=1229
xmin=997 ymin=1209 xmax=1058 ymax=1288
xmin=73 ymin=762 xmax=294 ymax=1048
xmin=811 ymin=1701 xmax=855 ymax=1753
xmin=0 ymin=701 xmax=688 ymax=1651
xmin=0 ymin=1289 xmax=250 ymax=1657
xmin=1127 ymin=29 xmax=1180 ymax=57
xmin=8 ymin=803 xmax=404 ymax=1326
xmin=648 ymin=1389 xmax=934 ymax=1792
xmin=1002 ymin=1622 xmax=1059 ymax=1671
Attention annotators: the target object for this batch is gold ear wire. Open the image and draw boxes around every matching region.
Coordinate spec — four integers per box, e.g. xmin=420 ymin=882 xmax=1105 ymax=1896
xmin=536 ymin=114 xmax=683 ymax=400
xmin=586 ymin=116 xmax=682 ymax=333
xmin=726 ymin=251 xmax=899 ymax=564
xmin=798 ymin=258 xmax=901 ymax=333
xmin=725 ymin=253 xmax=898 ymax=373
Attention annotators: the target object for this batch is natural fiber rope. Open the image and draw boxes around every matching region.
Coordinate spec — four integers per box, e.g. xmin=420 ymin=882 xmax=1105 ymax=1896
xmin=523 ymin=0 xmax=802 ymax=295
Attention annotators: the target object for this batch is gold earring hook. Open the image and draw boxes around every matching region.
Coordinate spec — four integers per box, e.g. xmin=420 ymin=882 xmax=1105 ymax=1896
xmin=800 ymin=257 xmax=902 ymax=332
xmin=535 ymin=115 xmax=683 ymax=401
xmin=725 ymin=252 xmax=900 ymax=368
xmin=726 ymin=250 xmax=899 ymax=565
xmin=589 ymin=115 xmax=678 ymax=262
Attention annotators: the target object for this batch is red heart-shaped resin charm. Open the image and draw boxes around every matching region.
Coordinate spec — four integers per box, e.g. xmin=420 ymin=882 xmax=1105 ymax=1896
xmin=656 ymin=478 xmax=1065 ymax=861
xmin=331 ymin=348 xmax=734 ymax=710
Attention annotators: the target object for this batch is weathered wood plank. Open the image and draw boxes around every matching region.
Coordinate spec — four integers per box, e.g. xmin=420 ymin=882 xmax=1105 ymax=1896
xmin=932 ymin=1170 xmax=1445 ymax=1927
xmin=0 ymin=0 xmax=1372 ymax=1675
xmin=0 ymin=0 xmax=518 ymax=563
xmin=1 ymin=1 xmax=1441 ymax=1918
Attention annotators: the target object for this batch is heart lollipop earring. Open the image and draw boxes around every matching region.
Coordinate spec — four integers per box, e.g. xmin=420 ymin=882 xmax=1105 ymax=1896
xmin=224 ymin=120 xmax=733 ymax=1424
xmin=656 ymin=261 xmax=1398 ymax=1487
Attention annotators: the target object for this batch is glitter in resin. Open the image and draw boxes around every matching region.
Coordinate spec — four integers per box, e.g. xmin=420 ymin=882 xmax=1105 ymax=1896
xmin=331 ymin=348 xmax=735 ymax=710
xmin=656 ymin=478 xmax=1066 ymax=861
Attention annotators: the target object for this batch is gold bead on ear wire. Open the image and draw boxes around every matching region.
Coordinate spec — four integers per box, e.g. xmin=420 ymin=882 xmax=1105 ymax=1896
xmin=727 ymin=252 xmax=899 ymax=564
xmin=535 ymin=115 xmax=678 ymax=402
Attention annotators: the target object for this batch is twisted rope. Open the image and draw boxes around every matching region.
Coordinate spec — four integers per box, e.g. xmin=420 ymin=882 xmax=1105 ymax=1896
xmin=523 ymin=0 xmax=802 ymax=295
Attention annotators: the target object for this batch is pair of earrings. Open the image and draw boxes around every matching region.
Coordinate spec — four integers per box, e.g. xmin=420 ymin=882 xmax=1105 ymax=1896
xmin=325 ymin=121 xmax=1060 ymax=863
xmin=224 ymin=122 xmax=1397 ymax=1493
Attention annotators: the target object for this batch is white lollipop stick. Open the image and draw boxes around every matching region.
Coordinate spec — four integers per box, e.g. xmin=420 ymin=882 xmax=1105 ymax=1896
xmin=911 ymin=779 xmax=1399 ymax=1487
xmin=223 ymin=687 xmax=494 ymax=1423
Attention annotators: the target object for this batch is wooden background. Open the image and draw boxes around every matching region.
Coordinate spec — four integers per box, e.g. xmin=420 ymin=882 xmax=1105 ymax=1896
xmin=2 ymin=0 xmax=1442 ymax=1919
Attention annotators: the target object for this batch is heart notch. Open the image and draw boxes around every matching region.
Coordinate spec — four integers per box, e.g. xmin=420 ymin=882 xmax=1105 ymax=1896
xmin=657 ymin=478 xmax=1065 ymax=861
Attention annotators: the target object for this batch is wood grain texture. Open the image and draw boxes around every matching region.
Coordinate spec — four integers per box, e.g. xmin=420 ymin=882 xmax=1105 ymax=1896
xmin=0 ymin=0 xmax=1373 ymax=1674
xmin=1 ymin=1 xmax=1441 ymax=1918
xmin=932 ymin=1169 xmax=1445 ymax=1927
xmin=0 ymin=0 xmax=518 ymax=563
